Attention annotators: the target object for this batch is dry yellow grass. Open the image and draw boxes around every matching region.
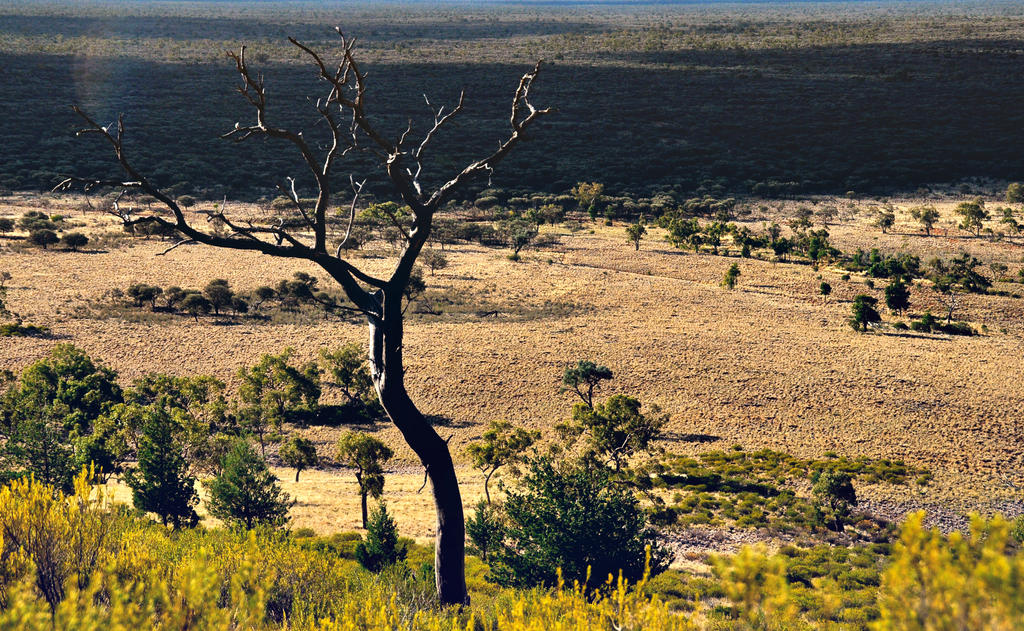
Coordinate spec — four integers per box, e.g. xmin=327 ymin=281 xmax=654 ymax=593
xmin=3 ymin=194 xmax=1024 ymax=539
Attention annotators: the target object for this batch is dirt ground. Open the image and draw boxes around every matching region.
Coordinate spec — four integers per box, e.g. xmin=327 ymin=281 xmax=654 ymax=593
xmin=3 ymin=194 xmax=1024 ymax=539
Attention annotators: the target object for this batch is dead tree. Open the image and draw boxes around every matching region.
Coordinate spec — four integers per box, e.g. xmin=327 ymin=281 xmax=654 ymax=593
xmin=57 ymin=30 xmax=552 ymax=606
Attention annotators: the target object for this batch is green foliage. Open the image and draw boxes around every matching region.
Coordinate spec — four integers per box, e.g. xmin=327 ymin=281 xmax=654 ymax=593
xmin=626 ymin=221 xmax=646 ymax=250
xmin=497 ymin=217 xmax=539 ymax=256
xmin=279 ymin=436 xmax=318 ymax=482
xmin=874 ymin=512 xmax=1024 ymax=629
xmin=125 ymin=373 xmax=231 ymax=475
xmin=819 ymin=281 xmax=832 ymax=297
xmin=60 ymin=232 xmax=88 ymax=251
xmin=421 ymin=249 xmax=448 ymax=275
xmin=465 ymin=420 xmax=539 ymax=503
xmin=658 ymin=447 xmax=927 ymax=534
xmin=883 ymin=279 xmax=910 ymax=315
xmin=359 ymin=201 xmax=410 ymax=227
xmin=849 ymin=294 xmax=881 ymax=332
xmin=1007 ymin=182 xmax=1024 ymax=203
xmin=181 ymin=293 xmax=211 ymax=320
xmin=18 ymin=211 xmax=55 ymax=232
xmin=203 ymin=278 xmax=234 ymax=315
xmin=722 ymin=263 xmax=741 ymax=290
xmin=954 ymin=198 xmax=990 ymax=236
xmin=559 ymin=359 xmax=613 ymax=409
xmin=29 ymin=228 xmax=59 ymax=248
xmin=0 ymin=344 xmax=123 ymax=491
xmin=123 ymin=407 xmax=199 ymax=528
xmin=812 ymin=471 xmax=857 ymax=532
xmin=557 ymin=395 xmax=666 ymax=472
xmin=127 ymin=283 xmax=163 ymax=309
xmin=205 ymin=440 xmax=293 ymax=529
xmin=466 ymin=500 xmax=504 ymax=562
xmin=874 ymin=208 xmax=895 ymax=233
xmin=318 ymin=343 xmax=381 ymax=420
xmin=237 ymin=348 xmax=320 ymax=454
xmin=909 ymin=204 xmax=940 ymax=235
xmin=571 ymin=182 xmax=604 ymax=211
xmin=355 ymin=502 xmax=407 ymax=573
xmin=336 ymin=431 xmax=393 ymax=529
xmin=0 ymin=321 xmax=49 ymax=337
xmin=490 ymin=455 xmax=670 ymax=588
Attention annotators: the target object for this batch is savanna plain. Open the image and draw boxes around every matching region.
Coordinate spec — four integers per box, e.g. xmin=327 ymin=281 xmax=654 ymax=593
xmin=1 ymin=1 xmax=1024 ymax=629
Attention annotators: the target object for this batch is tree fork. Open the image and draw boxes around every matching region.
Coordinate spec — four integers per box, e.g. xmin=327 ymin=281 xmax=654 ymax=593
xmin=60 ymin=30 xmax=552 ymax=606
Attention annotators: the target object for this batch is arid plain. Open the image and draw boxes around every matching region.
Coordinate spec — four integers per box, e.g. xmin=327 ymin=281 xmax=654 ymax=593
xmin=2 ymin=194 xmax=1023 ymax=539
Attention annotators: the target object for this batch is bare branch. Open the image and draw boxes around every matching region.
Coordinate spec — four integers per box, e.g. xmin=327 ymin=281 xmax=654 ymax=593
xmin=336 ymin=176 xmax=366 ymax=256
xmin=157 ymin=239 xmax=196 ymax=256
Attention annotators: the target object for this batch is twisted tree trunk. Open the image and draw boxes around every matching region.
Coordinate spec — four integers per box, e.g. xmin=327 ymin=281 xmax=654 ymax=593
xmin=369 ymin=287 xmax=467 ymax=605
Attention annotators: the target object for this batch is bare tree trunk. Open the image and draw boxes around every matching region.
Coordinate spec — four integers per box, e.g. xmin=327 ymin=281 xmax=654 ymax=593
xmin=369 ymin=289 xmax=468 ymax=606
xmin=361 ymin=488 xmax=368 ymax=529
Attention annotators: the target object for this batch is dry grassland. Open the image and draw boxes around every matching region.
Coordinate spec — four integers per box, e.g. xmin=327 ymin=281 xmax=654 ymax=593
xmin=2 ymin=195 xmax=1024 ymax=538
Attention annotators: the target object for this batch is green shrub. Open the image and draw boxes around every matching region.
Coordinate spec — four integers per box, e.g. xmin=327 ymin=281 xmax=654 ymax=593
xmin=489 ymin=455 xmax=670 ymax=588
xmin=355 ymin=502 xmax=407 ymax=573
xmin=205 ymin=440 xmax=293 ymax=529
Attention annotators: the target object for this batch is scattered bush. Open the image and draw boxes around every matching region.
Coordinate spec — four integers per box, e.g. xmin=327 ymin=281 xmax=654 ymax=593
xmin=60 ymin=232 xmax=88 ymax=251
xmin=489 ymin=455 xmax=670 ymax=588
xmin=205 ymin=440 xmax=293 ymax=529
xmin=355 ymin=502 xmax=407 ymax=573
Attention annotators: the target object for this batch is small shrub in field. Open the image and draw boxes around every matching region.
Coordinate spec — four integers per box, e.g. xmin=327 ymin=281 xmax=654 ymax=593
xmin=29 ymin=229 xmax=58 ymax=249
xmin=849 ymin=294 xmax=881 ymax=332
xmin=721 ymin=263 xmax=740 ymax=290
xmin=355 ymin=501 xmax=407 ymax=572
xmin=124 ymin=407 xmax=199 ymax=529
xmin=60 ymin=232 xmax=88 ymax=251
xmin=812 ymin=470 xmax=857 ymax=532
xmin=279 ymin=436 xmax=317 ymax=482
xmin=466 ymin=499 xmax=504 ymax=562
xmin=205 ymin=440 xmax=293 ymax=529
xmin=489 ymin=455 xmax=670 ymax=588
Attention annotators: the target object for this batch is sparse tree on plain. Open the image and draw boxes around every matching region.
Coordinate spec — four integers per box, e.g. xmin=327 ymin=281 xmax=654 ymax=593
xmin=875 ymin=208 xmax=896 ymax=234
xmin=29 ymin=229 xmax=58 ymax=249
xmin=127 ymin=283 xmax=163 ymax=310
xmin=722 ymin=263 xmax=741 ymax=290
xmin=180 ymin=294 xmax=211 ymax=321
xmin=336 ymin=431 xmax=394 ymax=529
xmin=849 ymin=294 xmax=881 ymax=332
xmin=819 ymin=281 xmax=832 ymax=301
xmin=560 ymin=360 xmax=613 ymax=409
xmin=203 ymin=279 xmax=234 ymax=316
xmin=626 ymin=221 xmax=646 ymax=250
xmin=909 ymin=205 xmax=940 ymax=236
xmin=60 ymin=31 xmax=551 ymax=605
xmin=421 ymin=249 xmax=448 ymax=275
xmin=465 ymin=420 xmax=539 ymax=504
xmin=954 ymin=199 xmax=990 ymax=237
xmin=279 ymin=435 xmax=318 ymax=482
xmin=60 ymin=232 xmax=88 ymax=251
xmin=884 ymin=279 xmax=911 ymax=315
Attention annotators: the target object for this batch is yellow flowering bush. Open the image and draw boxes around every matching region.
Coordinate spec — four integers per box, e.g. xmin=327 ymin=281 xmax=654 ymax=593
xmin=2 ymin=473 xmax=1023 ymax=631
